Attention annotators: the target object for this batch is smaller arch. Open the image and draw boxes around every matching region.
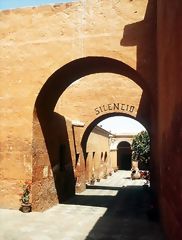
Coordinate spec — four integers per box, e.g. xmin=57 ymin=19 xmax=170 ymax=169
xmin=81 ymin=112 xmax=150 ymax=158
xmin=117 ymin=141 xmax=132 ymax=170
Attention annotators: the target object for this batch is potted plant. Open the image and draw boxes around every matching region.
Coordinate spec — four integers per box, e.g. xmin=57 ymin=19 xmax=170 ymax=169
xmin=90 ymin=174 xmax=95 ymax=185
xmin=103 ymin=171 xmax=108 ymax=179
xmin=19 ymin=180 xmax=32 ymax=213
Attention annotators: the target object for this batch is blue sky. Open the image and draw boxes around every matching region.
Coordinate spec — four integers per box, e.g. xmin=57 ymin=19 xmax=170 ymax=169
xmin=0 ymin=0 xmax=75 ymax=10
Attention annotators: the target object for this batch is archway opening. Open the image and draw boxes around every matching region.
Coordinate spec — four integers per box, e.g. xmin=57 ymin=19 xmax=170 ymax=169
xmin=117 ymin=141 xmax=131 ymax=170
xmin=83 ymin=114 xmax=150 ymax=184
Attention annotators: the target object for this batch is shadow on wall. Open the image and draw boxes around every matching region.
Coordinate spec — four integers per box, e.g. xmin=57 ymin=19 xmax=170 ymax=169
xmin=159 ymin=101 xmax=182 ymax=237
xmin=32 ymin=110 xmax=75 ymax=210
xmin=121 ymin=0 xmax=156 ymax=87
xmin=121 ymin=0 xmax=157 ymax=128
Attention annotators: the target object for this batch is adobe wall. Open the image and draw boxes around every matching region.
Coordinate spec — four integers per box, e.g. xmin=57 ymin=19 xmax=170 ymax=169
xmin=56 ymin=74 xmax=142 ymax=126
xmin=32 ymin=115 xmax=76 ymax=211
xmin=0 ymin=0 xmax=156 ymax=210
xmin=86 ymin=126 xmax=112 ymax=182
xmin=157 ymin=0 xmax=182 ymax=239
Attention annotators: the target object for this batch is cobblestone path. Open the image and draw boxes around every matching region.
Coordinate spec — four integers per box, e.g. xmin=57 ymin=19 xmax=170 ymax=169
xmin=0 ymin=171 xmax=165 ymax=240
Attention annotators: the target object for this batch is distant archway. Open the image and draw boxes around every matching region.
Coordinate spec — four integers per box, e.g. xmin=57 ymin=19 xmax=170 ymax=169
xmin=117 ymin=141 xmax=132 ymax=170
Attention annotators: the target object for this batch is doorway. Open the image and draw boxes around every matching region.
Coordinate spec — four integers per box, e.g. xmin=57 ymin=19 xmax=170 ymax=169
xmin=117 ymin=141 xmax=132 ymax=170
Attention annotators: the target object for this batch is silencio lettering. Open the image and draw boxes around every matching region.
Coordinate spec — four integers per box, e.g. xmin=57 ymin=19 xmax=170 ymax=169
xmin=94 ymin=103 xmax=135 ymax=115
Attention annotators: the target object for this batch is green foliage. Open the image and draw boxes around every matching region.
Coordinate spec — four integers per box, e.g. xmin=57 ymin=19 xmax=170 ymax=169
xmin=131 ymin=131 xmax=150 ymax=164
xmin=19 ymin=181 xmax=31 ymax=204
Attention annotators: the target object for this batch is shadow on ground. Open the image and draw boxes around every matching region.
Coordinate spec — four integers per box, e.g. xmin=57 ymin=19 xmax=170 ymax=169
xmin=65 ymin=185 xmax=165 ymax=240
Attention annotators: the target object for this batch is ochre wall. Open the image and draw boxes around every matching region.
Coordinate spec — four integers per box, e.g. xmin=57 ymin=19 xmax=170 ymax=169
xmin=32 ymin=115 xmax=76 ymax=211
xmin=56 ymin=73 xmax=142 ymax=125
xmin=0 ymin=0 xmax=156 ymax=210
xmin=86 ymin=127 xmax=112 ymax=182
xmin=157 ymin=0 xmax=182 ymax=239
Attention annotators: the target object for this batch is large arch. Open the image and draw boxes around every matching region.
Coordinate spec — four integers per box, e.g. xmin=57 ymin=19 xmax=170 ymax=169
xmin=35 ymin=56 xmax=151 ymax=116
xmin=32 ymin=56 xmax=151 ymax=211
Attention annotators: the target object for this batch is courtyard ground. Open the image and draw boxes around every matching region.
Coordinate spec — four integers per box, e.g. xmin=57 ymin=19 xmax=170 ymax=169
xmin=0 ymin=171 xmax=165 ymax=240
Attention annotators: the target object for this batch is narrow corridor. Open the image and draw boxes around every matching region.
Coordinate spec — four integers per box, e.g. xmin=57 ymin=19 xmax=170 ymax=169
xmin=0 ymin=171 xmax=165 ymax=240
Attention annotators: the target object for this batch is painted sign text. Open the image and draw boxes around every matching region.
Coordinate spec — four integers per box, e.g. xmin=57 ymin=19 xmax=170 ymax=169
xmin=94 ymin=103 xmax=135 ymax=115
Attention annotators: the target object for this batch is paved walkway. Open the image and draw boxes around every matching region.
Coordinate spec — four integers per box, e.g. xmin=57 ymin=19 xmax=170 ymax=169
xmin=0 ymin=171 xmax=165 ymax=240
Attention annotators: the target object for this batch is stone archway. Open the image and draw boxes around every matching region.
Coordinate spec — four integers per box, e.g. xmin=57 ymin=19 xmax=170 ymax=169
xmin=117 ymin=141 xmax=132 ymax=170
xmin=32 ymin=56 xmax=151 ymax=211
